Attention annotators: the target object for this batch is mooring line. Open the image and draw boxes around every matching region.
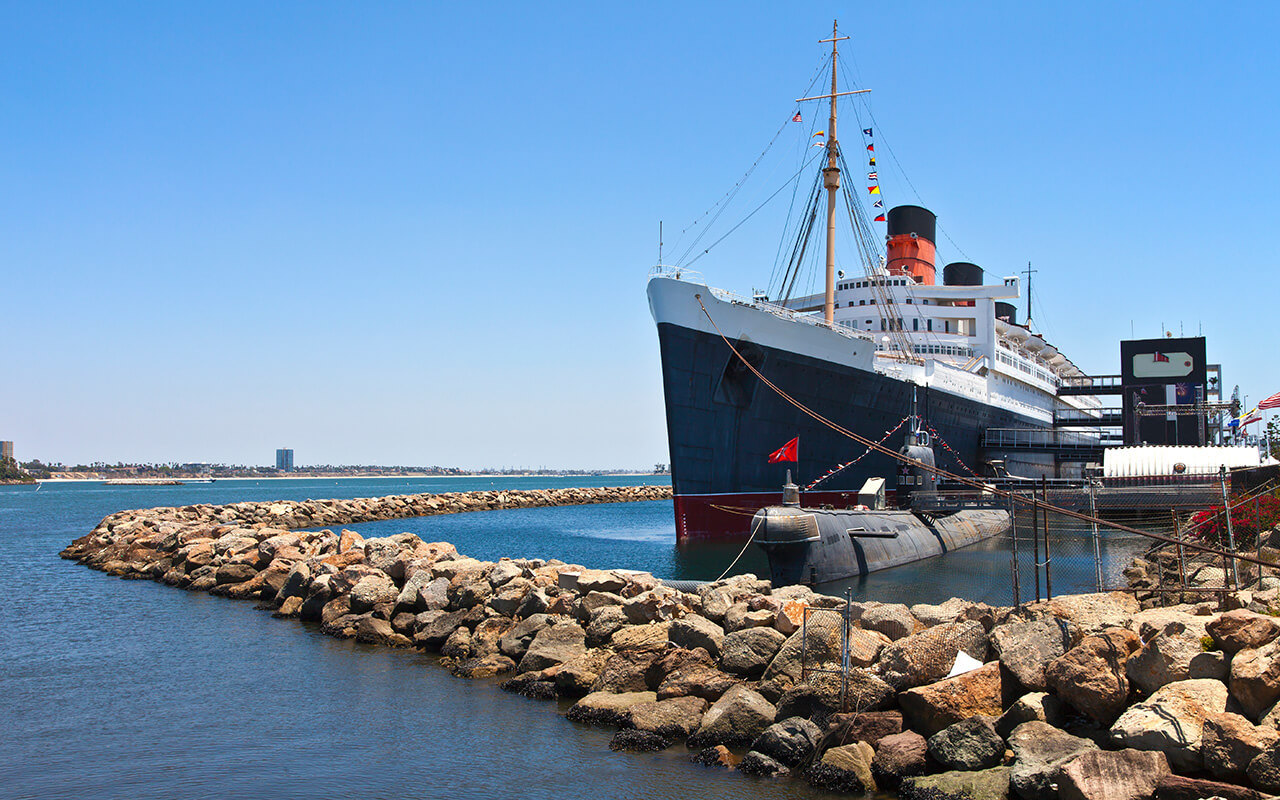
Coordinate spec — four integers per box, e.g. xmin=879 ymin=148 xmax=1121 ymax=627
xmin=692 ymin=292 xmax=1276 ymax=569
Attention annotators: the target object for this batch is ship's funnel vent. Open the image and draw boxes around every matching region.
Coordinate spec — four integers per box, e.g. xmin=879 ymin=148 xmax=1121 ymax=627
xmin=943 ymin=262 xmax=984 ymax=287
xmin=886 ymin=205 xmax=937 ymax=242
xmin=885 ymin=205 xmax=938 ymax=286
xmin=995 ymin=301 xmax=1017 ymax=324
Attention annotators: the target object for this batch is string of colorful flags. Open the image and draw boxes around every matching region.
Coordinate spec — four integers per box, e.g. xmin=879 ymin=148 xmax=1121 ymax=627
xmin=804 ymin=415 xmax=912 ymax=490
xmin=792 ymin=111 xmax=885 ymax=223
xmin=864 ymin=127 xmax=886 ymax=223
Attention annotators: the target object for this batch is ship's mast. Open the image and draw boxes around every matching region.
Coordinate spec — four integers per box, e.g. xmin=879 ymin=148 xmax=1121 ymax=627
xmin=797 ymin=21 xmax=866 ymax=325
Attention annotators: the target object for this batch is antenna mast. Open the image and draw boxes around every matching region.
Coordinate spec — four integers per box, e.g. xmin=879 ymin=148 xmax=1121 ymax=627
xmin=1022 ymin=261 xmax=1038 ymax=328
xmin=796 ymin=21 xmax=867 ymax=325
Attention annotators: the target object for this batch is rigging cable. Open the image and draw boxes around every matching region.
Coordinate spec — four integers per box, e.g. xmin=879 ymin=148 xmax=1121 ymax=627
xmin=684 ymin=150 xmax=826 ymax=268
xmin=671 ymin=54 xmax=833 ymax=266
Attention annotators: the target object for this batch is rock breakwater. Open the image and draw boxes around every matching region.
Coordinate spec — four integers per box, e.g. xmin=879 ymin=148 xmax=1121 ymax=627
xmin=62 ymin=490 xmax=1280 ymax=799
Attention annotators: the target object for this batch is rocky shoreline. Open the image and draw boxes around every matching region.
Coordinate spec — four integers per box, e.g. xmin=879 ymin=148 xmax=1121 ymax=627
xmin=62 ymin=492 xmax=1280 ymax=800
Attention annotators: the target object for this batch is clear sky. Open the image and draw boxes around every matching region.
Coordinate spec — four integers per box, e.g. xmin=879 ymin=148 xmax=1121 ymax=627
xmin=3 ymin=2 xmax=1277 ymax=469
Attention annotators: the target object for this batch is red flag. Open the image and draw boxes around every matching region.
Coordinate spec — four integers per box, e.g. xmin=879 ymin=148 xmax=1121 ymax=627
xmin=874 ymin=214 xmax=886 ymax=222
xmin=866 ymin=143 xmax=874 ymax=152
xmin=1259 ymin=391 xmax=1280 ymax=410
xmin=792 ymin=112 xmax=802 ymax=122
xmin=768 ymin=437 xmax=799 ymax=463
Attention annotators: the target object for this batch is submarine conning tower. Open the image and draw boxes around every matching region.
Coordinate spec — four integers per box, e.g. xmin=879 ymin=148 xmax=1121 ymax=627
xmin=886 ymin=205 xmax=938 ymax=285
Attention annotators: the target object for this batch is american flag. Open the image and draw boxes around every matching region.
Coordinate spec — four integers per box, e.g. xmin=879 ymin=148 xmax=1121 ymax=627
xmin=1260 ymin=390 xmax=1280 ymax=410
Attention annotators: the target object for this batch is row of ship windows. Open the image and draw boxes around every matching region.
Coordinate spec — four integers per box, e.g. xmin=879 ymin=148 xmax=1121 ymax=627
xmin=835 ymin=298 xmax=928 ymax=307
xmin=838 ymin=278 xmax=912 ymax=290
xmin=841 ymin=318 xmax=951 ymax=333
xmin=996 ymin=350 xmax=1059 ymax=386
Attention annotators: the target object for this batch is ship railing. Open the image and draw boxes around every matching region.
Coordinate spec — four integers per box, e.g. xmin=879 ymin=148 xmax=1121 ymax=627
xmin=648 ymin=264 xmax=876 ymax=344
xmin=983 ymin=427 xmax=1103 ymax=449
xmin=1059 ymin=374 xmax=1122 ymax=389
xmin=648 ymin=264 xmax=705 ymax=283
xmin=708 ymin=288 xmax=876 ymax=343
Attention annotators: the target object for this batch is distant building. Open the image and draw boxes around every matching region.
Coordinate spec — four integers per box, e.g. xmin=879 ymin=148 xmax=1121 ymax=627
xmin=275 ymin=448 xmax=294 ymax=471
xmin=0 ymin=441 xmax=12 ymax=461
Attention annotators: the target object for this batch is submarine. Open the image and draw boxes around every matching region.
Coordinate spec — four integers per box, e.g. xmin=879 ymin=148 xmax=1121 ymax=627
xmin=752 ymin=427 xmax=1011 ymax=586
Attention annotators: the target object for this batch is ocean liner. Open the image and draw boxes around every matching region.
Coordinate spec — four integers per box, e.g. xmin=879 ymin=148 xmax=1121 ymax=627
xmin=648 ymin=24 xmax=1102 ymax=540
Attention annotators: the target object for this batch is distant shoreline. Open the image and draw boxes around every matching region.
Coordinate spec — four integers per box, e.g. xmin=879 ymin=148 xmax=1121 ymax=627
xmin=35 ymin=473 xmax=669 ymax=484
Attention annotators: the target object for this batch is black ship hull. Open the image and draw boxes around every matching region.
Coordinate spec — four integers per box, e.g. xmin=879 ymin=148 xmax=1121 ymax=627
xmin=655 ymin=315 xmax=1054 ymax=539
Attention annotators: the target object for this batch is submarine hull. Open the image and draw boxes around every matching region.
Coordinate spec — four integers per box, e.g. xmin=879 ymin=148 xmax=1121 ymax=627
xmin=753 ymin=505 xmax=1010 ymax=586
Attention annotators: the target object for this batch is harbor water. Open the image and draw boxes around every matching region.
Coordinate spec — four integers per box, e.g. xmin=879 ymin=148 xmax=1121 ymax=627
xmin=3 ymin=477 xmax=1154 ymax=799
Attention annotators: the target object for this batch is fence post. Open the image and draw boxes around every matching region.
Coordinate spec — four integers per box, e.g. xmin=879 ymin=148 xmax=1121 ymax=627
xmin=1173 ymin=511 xmax=1187 ymax=600
xmin=800 ymin=608 xmax=809 ymax=683
xmin=1088 ymin=482 xmax=1102 ymax=593
xmin=841 ymin=586 xmax=852 ymax=712
xmin=1221 ymin=466 xmax=1239 ymax=590
xmin=1032 ymin=489 xmax=1042 ymax=602
xmin=1041 ymin=476 xmax=1053 ymax=602
xmin=1008 ymin=490 xmax=1021 ymax=609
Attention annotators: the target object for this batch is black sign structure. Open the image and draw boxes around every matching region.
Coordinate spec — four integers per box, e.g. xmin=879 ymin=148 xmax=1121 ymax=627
xmin=1120 ymin=337 xmax=1208 ymax=445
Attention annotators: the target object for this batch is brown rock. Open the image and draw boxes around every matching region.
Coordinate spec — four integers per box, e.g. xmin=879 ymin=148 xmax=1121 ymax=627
xmin=1231 ymin=639 xmax=1280 ymax=720
xmin=1202 ymin=711 xmax=1279 ymax=783
xmin=809 ymin=741 xmax=876 ymax=794
xmin=1057 ymin=748 xmax=1170 ymax=800
xmin=1207 ymin=609 xmax=1280 ymax=654
xmin=1155 ymin=774 xmax=1265 ymax=800
xmin=626 ymin=696 xmax=708 ymax=739
xmin=871 ymin=730 xmax=928 ymax=790
xmin=816 ymin=710 xmax=903 ymax=752
xmin=1045 ymin=627 xmax=1141 ymax=723
xmin=898 ymin=661 xmax=1007 ymax=737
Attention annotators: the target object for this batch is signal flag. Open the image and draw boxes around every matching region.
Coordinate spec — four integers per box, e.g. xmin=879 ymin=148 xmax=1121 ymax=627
xmin=768 ymin=437 xmax=799 ymax=463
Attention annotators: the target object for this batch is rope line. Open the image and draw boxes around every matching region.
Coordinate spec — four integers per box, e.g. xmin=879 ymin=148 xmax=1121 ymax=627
xmin=715 ymin=512 xmax=765 ymax=582
xmin=691 ymin=292 xmax=1280 ymax=570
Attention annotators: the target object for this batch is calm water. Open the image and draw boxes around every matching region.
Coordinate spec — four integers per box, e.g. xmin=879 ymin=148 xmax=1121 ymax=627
xmin=1 ymin=476 xmax=1151 ymax=800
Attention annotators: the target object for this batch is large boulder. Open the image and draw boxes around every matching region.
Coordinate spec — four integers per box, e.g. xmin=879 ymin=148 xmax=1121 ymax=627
xmin=1202 ymin=711 xmax=1279 ymax=784
xmin=871 ymin=730 xmax=928 ymax=790
xmin=497 ymin=613 xmax=551 ymax=660
xmin=990 ymin=616 xmax=1081 ymax=691
xmin=625 ymin=695 xmax=707 ymax=739
xmin=876 ymin=620 xmax=989 ymax=690
xmin=1126 ymin=629 xmax=1228 ymax=694
xmin=720 ymin=626 xmax=787 ymax=678
xmin=1208 ymin=609 xmax=1280 ymax=654
xmin=762 ymin=613 xmax=852 ymax=683
xmin=566 ymin=691 xmax=657 ymax=726
xmin=1038 ymin=592 xmax=1141 ymax=634
xmin=584 ymin=605 xmax=627 ymax=646
xmin=554 ymin=650 xmax=612 ymax=697
xmin=899 ymin=661 xmax=1008 ymax=737
xmin=1056 ymin=748 xmax=1170 ymax=800
xmin=861 ymin=603 xmax=917 ymax=641
xmin=1109 ymin=678 xmax=1230 ymax=771
xmin=815 ymin=710 xmax=903 ymax=753
xmin=1045 ymin=627 xmax=1141 ymax=723
xmin=898 ymin=766 xmax=1011 ymax=800
xmin=592 ymin=648 xmax=662 ymax=694
xmin=687 ymin=684 xmax=776 ymax=749
xmin=927 ymin=715 xmax=1005 ymax=772
xmin=517 ymin=622 xmax=587 ymax=673
xmin=349 ymin=573 xmax=399 ymax=614
xmin=655 ymin=659 xmax=739 ymax=702
xmin=995 ymin=691 xmax=1067 ymax=738
xmin=1230 ymin=638 xmax=1280 ymax=720
xmin=668 ymin=615 xmax=725 ymax=660
xmin=807 ymin=741 xmax=876 ymax=794
xmin=1155 ymin=774 xmax=1267 ymax=800
xmin=412 ymin=609 xmax=468 ymax=650
xmin=750 ymin=716 xmax=823 ymax=767
xmin=609 ymin=621 xmax=671 ymax=650
xmin=1247 ymin=738 xmax=1280 ymax=794
xmin=1008 ymin=720 xmax=1098 ymax=799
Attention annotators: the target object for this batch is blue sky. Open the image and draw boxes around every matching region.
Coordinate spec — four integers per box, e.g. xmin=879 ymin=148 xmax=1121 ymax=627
xmin=3 ymin=2 xmax=1277 ymax=468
